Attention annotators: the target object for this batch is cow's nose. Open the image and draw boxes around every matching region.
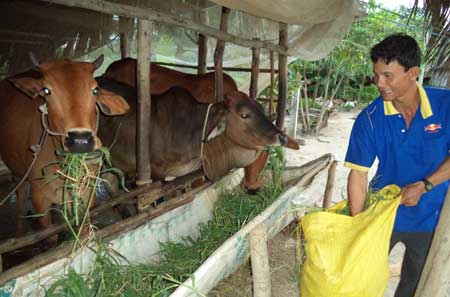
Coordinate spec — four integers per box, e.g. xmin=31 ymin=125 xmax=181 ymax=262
xmin=65 ymin=131 xmax=95 ymax=153
xmin=279 ymin=134 xmax=288 ymax=146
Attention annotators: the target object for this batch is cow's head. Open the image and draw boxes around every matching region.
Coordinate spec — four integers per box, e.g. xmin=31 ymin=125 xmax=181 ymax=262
xmin=217 ymin=91 xmax=299 ymax=150
xmin=8 ymin=55 xmax=130 ymax=153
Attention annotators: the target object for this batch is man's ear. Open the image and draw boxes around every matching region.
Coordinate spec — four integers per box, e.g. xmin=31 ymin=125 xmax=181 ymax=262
xmin=8 ymin=77 xmax=43 ymax=98
xmin=408 ymin=66 xmax=420 ymax=81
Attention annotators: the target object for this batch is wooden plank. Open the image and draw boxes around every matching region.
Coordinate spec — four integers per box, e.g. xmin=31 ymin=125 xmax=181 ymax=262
xmin=154 ymin=61 xmax=278 ymax=73
xmin=136 ymin=19 xmax=152 ymax=186
xmin=42 ymin=0 xmax=288 ymax=55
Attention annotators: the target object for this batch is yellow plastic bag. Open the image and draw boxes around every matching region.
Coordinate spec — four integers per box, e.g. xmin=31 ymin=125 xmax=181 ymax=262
xmin=300 ymin=185 xmax=401 ymax=297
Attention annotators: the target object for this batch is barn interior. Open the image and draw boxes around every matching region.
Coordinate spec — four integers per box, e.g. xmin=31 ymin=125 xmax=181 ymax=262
xmin=0 ymin=0 xmax=365 ymax=286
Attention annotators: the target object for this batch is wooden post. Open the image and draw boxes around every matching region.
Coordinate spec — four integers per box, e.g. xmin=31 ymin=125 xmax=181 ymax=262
xmin=119 ymin=16 xmax=129 ymax=59
xmin=136 ymin=19 xmax=152 ymax=186
xmin=214 ymin=7 xmax=229 ymax=102
xmin=197 ymin=8 xmax=208 ymax=75
xmin=322 ymin=160 xmax=337 ymax=208
xmin=269 ymin=50 xmax=275 ymax=115
xmin=249 ymin=44 xmax=260 ymax=100
xmin=276 ymin=23 xmax=288 ymax=129
xmin=414 ymin=188 xmax=450 ymax=297
xmin=250 ymin=224 xmax=271 ymax=297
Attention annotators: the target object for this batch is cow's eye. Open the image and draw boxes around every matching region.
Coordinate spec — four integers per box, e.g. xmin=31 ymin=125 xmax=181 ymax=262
xmin=241 ymin=113 xmax=250 ymax=119
xmin=42 ymin=87 xmax=51 ymax=96
xmin=93 ymin=87 xmax=100 ymax=96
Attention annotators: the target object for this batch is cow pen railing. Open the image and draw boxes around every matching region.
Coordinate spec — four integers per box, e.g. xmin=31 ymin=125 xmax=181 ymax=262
xmin=0 ymin=169 xmax=208 ymax=279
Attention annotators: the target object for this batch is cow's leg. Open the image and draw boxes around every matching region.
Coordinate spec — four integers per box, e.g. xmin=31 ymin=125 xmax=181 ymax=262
xmin=15 ymin=183 xmax=27 ymax=237
xmin=30 ymin=183 xmax=58 ymax=244
xmin=241 ymin=151 xmax=269 ymax=193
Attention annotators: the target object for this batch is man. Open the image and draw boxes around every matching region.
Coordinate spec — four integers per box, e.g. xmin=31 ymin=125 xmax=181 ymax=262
xmin=344 ymin=33 xmax=450 ymax=297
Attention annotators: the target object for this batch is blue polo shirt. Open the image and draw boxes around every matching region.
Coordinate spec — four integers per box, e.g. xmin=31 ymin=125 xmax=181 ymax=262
xmin=344 ymin=83 xmax=450 ymax=232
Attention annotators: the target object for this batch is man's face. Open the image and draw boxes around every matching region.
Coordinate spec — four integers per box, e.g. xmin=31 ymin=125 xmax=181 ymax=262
xmin=372 ymin=59 xmax=419 ymax=101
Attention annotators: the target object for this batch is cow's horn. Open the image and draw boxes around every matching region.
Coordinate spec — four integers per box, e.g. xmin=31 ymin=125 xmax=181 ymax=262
xmin=93 ymin=54 xmax=104 ymax=70
xmin=29 ymin=52 xmax=40 ymax=68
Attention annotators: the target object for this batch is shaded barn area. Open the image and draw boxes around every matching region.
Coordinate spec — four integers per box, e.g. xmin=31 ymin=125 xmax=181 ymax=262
xmin=0 ymin=0 xmax=365 ymax=290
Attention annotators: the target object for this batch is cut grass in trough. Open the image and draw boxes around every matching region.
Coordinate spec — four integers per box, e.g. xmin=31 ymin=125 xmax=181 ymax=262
xmin=45 ymin=148 xmax=286 ymax=297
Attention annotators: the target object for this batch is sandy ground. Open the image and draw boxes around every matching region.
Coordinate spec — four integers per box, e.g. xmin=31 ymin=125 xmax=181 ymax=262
xmin=211 ymin=110 xmax=403 ymax=297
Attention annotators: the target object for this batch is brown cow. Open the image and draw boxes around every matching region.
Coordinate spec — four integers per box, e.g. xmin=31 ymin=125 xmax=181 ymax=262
xmin=97 ymin=78 xmax=292 ymax=183
xmin=102 ymin=57 xmax=238 ymax=103
xmin=0 ymin=56 xmax=129 ymax=234
xmin=101 ymin=58 xmax=299 ymax=191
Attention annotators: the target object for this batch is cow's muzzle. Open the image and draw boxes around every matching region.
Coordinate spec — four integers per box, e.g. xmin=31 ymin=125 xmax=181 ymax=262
xmin=279 ymin=134 xmax=288 ymax=146
xmin=65 ymin=131 xmax=96 ymax=153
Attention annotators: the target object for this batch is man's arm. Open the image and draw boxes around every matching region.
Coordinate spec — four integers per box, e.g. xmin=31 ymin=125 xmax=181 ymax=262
xmin=401 ymin=156 xmax=450 ymax=206
xmin=348 ymin=169 xmax=368 ymax=216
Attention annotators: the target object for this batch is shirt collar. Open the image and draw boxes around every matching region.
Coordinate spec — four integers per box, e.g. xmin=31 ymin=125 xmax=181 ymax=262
xmin=383 ymin=82 xmax=433 ymax=119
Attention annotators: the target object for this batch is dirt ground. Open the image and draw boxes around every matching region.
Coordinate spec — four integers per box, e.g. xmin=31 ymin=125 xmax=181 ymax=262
xmin=210 ymin=110 xmax=403 ymax=297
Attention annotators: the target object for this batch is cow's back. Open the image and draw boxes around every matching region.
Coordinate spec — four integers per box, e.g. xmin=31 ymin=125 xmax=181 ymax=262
xmin=102 ymin=58 xmax=238 ymax=103
xmin=98 ymin=79 xmax=209 ymax=180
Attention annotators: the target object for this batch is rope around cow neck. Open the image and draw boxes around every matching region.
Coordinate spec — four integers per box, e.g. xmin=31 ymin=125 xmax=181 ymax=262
xmin=200 ymin=104 xmax=213 ymax=177
xmin=0 ymin=128 xmax=49 ymax=206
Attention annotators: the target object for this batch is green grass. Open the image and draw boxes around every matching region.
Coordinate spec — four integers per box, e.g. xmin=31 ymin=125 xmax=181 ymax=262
xmin=46 ymin=148 xmax=287 ymax=297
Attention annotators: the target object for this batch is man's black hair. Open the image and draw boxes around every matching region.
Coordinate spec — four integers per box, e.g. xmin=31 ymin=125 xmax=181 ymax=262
xmin=370 ymin=33 xmax=421 ymax=70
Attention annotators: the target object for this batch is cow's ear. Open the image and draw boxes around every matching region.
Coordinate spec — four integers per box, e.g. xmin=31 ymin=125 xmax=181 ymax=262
xmin=205 ymin=113 xmax=227 ymax=142
xmin=8 ymin=77 xmax=43 ymax=98
xmin=97 ymin=87 xmax=130 ymax=116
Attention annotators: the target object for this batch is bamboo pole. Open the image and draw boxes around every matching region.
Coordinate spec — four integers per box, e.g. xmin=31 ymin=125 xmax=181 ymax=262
xmin=414 ymin=188 xmax=450 ymax=297
xmin=269 ymin=50 xmax=275 ymax=115
xmin=276 ymin=23 xmax=288 ymax=129
xmin=197 ymin=8 xmax=208 ymax=75
xmin=154 ymin=61 xmax=278 ymax=73
xmin=119 ymin=16 xmax=129 ymax=59
xmin=42 ymin=0 xmax=288 ymax=55
xmin=250 ymin=224 xmax=271 ymax=297
xmin=322 ymin=160 xmax=337 ymax=208
xmin=214 ymin=7 xmax=229 ymax=102
xmin=136 ymin=19 xmax=152 ymax=186
xmin=249 ymin=44 xmax=260 ymax=100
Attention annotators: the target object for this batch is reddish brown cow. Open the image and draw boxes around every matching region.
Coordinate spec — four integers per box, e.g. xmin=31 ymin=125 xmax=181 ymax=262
xmin=101 ymin=58 xmax=299 ymax=191
xmin=102 ymin=57 xmax=238 ymax=103
xmin=97 ymin=79 xmax=292 ymax=184
xmin=0 ymin=56 xmax=129 ymax=234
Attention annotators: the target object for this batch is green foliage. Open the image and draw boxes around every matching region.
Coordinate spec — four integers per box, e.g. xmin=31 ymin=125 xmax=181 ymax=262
xmin=284 ymin=0 xmax=425 ymax=115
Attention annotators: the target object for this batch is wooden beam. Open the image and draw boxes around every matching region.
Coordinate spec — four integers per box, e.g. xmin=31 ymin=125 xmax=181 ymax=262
xmin=119 ymin=16 xmax=129 ymax=59
xmin=322 ymin=160 xmax=337 ymax=208
xmin=197 ymin=8 xmax=208 ymax=75
xmin=214 ymin=7 xmax=229 ymax=102
xmin=250 ymin=224 xmax=271 ymax=297
xmin=269 ymin=50 xmax=275 ymax=115
xmin=41 ymin=0 xmax=288 ymax=55
xmin=136 ymin=19 xmax=152 ymax=186
xmin=0 ymin=29 xmax=52 ymax=40
xmin=276 ymin=23 xmax=288 ymax=129
xmin=154 ymin=61 xmax=278 ymax=73
xmin=414 ymin=188 xmax=450 ymax=297
xmin=249 ymin=44 xmax=260 ymax=100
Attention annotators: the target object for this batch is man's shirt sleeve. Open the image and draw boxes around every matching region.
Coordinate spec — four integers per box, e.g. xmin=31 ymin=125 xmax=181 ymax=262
xmin=344 ymin=110 xmax=377 ymax=172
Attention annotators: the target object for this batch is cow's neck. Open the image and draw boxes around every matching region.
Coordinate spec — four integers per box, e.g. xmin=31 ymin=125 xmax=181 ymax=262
xmin=202 ymin=135 xmax=260 ymax=181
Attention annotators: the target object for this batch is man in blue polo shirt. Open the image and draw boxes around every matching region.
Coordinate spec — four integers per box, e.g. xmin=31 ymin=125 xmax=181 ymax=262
xmin=344 ymin=33 xmax=450 ymax=297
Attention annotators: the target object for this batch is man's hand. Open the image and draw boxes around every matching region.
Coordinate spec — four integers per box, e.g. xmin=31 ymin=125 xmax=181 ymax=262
xmin=400 ymin=181 xmax=426 ymax=206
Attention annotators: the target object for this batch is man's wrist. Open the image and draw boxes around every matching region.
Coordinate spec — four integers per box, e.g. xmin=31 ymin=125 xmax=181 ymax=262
xmin=422 ymin=178 xmax=434 ymax=192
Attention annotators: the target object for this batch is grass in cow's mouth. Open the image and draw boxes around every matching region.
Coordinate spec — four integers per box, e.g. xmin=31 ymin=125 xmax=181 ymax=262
xmin=39 ymin=147 xmax=126 ymax=242
xmin=45 ymin=149 xmax=287 ymax=297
